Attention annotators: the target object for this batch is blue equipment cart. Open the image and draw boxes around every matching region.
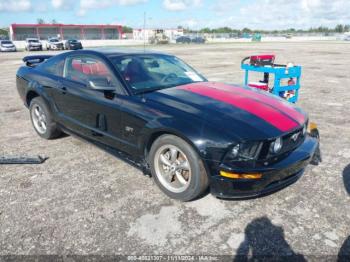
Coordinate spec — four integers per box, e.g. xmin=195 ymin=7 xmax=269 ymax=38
xmin=241 ymin=55 xmax=302 ymax=103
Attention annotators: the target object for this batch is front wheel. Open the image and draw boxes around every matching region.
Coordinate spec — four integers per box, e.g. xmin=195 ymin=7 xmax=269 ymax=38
xmin=149 ymin=135 xmax=209 ymax=201
xmin=29 ymin=97 xmax=62 ymax=139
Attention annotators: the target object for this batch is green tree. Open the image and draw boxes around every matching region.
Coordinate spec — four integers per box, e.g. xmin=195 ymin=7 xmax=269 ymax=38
xmin=37 ymin=18 xmax=45 ymax=24
xmin=0 ymin=28 xmax=9 ymax=39
xmin=335 ymin=24 xmax=344 ymax=33
xmin=199 ymin=27 xmax=211 ymax=34
xmin=122 ymin=26 xmax=133 ymax=33
xmin=51 ymin=19 xmax=58 ymax=24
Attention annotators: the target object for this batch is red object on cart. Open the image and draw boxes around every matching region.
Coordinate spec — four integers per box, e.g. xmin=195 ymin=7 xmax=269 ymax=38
xmin=248 ymin=82 xmax=269 ymax=91
xmin=249 ymin=55 xmax=275 ymax=66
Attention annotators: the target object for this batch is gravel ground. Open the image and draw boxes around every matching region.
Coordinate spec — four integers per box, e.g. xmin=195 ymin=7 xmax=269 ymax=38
xmin=0 ymin=42 xmax=350 ymax=260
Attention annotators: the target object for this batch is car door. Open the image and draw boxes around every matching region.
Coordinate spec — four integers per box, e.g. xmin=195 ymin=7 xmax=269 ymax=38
xmin=53 ymin=54 xmax=126 ymax=149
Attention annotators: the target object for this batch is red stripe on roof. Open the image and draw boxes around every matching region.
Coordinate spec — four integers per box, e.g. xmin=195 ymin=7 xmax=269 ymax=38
xmin=209 ymin=83 xmax=306 ymax=125
xmin=180 ymin=84 xmax=300 ymax=132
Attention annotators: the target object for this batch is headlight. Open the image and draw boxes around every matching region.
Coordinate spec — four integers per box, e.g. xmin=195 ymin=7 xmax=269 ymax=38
xmin=224 ymin=141 xmax=262 ymax=162
xmin=302 ymin=124 xmax=307 ymax=135
xmin=270 ymin=137 xmax=283 ymax=154
xmin=231 ymin=144 xmax=240 ymax=158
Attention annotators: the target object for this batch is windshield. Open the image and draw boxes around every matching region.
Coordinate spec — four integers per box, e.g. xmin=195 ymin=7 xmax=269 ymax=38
xmin=109 ymin=54 xmax=206 ymax=94
xmin=69 ymin=39 xmax=78 ymax=43
xmin=1 ymin=41 xmax=12 ymax=44
xmin=50 ymin=39 xmax=59 ymax=42
xmin=28 ymin=39 xmax=39 ymax=43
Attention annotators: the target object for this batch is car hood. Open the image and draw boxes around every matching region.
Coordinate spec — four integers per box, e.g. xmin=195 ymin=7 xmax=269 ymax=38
xmin=145 ymin=82 xmax=307 ymax=140
xmin=1 ymin=44 xmax=14 ymax=47
xmin=29 ymin=42 xmax=41 ymax=46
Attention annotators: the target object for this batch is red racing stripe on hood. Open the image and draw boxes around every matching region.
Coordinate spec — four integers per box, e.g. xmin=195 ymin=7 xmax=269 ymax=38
xmin=209 ymin=83 xmax=306 ymax=125
xmin=180 ymin=84 xmax=300 ymax=132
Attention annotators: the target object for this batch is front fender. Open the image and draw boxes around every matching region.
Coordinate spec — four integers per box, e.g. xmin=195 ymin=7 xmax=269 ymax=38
xmin=138 ymin=116 xmax=237 ymax=162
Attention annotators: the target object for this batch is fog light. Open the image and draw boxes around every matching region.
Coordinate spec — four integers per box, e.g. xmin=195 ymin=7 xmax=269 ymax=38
xmin=220 ymin=171 xmax=262 ymax=179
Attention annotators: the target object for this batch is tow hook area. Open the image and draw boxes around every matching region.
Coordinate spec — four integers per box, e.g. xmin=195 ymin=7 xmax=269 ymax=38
xmin=309 ymin=125 xmax=322 ymax=166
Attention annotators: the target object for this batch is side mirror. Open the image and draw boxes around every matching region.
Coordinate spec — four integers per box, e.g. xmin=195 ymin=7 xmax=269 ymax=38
xmin=88 ymin=78 xmax=116 ymax=91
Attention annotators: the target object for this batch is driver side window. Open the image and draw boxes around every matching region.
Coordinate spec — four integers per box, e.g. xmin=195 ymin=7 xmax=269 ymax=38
xmin=64 ymin=56 xmax=119 ymax=90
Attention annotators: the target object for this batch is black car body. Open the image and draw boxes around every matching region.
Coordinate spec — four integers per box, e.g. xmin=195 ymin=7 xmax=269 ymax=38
xmin=65 ymin=39 xmax=83 ymax=50
xmin=176 ymin=36 xmax=191 ymax=44
xmin=16 ymin=49 xmax=320 ymax=201
xmin=191 ymin=36 xmax=206 ymax=44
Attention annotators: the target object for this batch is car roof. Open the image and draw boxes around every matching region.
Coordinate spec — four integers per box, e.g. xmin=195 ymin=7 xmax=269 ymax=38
xmin=83 ymin=48 xmax=168 ymax=57
xmin=26 ymin=38 xmax=39 ymax=40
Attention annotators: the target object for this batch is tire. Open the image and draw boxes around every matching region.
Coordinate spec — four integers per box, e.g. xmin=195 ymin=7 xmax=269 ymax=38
xmin=29 ymin=97 xmax=62 ymax=139
xmin=149 ymin=135 xmax=209 ymax=201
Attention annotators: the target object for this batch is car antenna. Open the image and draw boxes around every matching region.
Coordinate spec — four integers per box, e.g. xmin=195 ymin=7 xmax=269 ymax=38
xmin=143 ymin=11 xmax=146 ymax=52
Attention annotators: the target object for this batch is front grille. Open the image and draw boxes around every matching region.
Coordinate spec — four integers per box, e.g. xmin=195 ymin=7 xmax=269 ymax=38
xmin=258 ymin=127 xmax=305 ymax=160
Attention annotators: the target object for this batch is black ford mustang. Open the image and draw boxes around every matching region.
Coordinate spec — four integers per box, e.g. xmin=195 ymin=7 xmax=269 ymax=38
xmin=16 ymin=49 xmax=320 ymax=201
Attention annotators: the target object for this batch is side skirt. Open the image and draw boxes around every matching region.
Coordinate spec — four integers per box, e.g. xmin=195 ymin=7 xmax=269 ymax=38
xmin=59 ymin=125 xmax=152 ymax=176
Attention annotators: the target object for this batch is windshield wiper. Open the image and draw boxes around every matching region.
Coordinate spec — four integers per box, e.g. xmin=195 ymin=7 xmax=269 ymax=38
xmin=134 ymin=86 xmax=167 ymax=95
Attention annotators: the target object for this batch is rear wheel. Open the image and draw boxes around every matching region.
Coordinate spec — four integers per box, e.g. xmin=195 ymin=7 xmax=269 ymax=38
xmin=29 ymin=97 xmax=62 ymax=139
xmin=149 ymin=135 xmax=209 ymax=201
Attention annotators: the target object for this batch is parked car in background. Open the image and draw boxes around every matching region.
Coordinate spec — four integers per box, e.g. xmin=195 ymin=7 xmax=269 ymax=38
xmin=0 ymin=40 xmax=17 ymax=52
xmin=46 ymin=37 xmax=64 ymax=50
xmin=191 ymin=36 xmax=206 ymax=44
xmin=64 ymin=39 xmax=83 ymax=50
xmin=176 ymin=36 xmax=191 ymax=44
xmin=25 ymin=38 xmax=42 ymax=51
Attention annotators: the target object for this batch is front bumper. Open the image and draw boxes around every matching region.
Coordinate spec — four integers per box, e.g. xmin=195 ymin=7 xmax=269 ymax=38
xmin=69 ymin=44 xmax=82 ymax=50
xmin=28 ymin=46 xmax=42 ymax=50
xmin=50 ymin=44 xmax=64 ymax=50
xmin=0 ymin=47 xmax=16 ymax=52
xmin=210 ymin=136 xmax=319 ymax=199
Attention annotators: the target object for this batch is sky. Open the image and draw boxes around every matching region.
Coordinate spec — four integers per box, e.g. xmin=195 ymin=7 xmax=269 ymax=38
xmin=0 ymin=0 xmax=349 ymax=30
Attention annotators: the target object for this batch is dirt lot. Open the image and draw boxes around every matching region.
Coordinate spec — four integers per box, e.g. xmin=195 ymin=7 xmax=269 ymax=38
xmin=1 ymin=42 xmax=350 ymax=260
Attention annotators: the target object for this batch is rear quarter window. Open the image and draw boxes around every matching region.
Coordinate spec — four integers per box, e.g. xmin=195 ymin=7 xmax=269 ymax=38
xmin=40 ymin=58 xmax=65 ymax=77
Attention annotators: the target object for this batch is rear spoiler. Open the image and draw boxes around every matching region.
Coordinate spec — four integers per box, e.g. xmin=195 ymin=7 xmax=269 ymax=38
xmin=23 ymin=55 xmax=53 ymax=67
